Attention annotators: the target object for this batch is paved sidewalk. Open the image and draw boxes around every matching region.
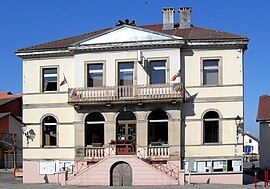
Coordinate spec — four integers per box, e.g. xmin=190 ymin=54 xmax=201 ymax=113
xmin=0 ymin=170 xmax=266 ymax=189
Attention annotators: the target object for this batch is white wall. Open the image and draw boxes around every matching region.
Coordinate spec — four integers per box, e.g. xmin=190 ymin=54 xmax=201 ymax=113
xmin=244 ymin=134 xmax=259 ymax=154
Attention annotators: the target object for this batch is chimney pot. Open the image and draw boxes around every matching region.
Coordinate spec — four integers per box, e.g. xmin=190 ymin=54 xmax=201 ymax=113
xmin=179 ymin=7 xmax=192 ymax=29
xmin=162 ymin=7 xmax=175 ymax=30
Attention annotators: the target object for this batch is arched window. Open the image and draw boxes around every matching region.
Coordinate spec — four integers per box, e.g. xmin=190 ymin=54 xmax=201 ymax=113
xmin=203 ymin=111 xmax=220 ymax=143
xmin=148 ymin=109 xmax=168 ymax=145
xmin=85 ymin=112 xmax=105 ymax=146
xmin=42 ymin=116 xmax=57 ymax=147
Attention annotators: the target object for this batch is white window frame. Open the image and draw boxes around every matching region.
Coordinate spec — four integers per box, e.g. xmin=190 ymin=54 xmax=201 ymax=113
xmin=85 ymin=61 xmax=105 ymax=87
xmin=41 ymin=66 xmax=59 ymax=93
xmin=148 ymin=59 xmax=167 ymax=84
xmin=201 ymin=57 xmax=222 ymax=86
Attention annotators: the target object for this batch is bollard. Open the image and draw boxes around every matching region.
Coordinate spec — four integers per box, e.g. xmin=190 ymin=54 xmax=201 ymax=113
xmin=254 ymin=171 xmax=257 ymax=188
xmin=265 ymin=169 xmax=269 ymax=188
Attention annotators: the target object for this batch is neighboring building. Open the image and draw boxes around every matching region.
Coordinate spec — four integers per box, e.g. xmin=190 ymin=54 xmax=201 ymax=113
xmin=0 ymin=92 xmax=22 ymax=169
xmin=257 ymin=95 xmax=270 ymax=170
xmin=16 ymin=7 xmax=248 ymax=185
xmin=243 ymin=132 xmax=259 ymax=162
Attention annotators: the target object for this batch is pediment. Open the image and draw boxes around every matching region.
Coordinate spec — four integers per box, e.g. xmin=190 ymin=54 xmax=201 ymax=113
xmin=78 ymin=25 xmax=181 ymax=45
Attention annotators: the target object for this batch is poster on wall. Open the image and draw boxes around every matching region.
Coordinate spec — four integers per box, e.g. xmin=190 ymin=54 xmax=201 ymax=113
xmin=184 ymin=160 xmax=197 ymax=172
xmin=39 ymin=161 xmax=56 ymax=175
xmin=58 ymin=161 xmax=74 ymax=173
xmin=232 ymin=160 xmax=242 ymax=171
xmin=197 ymin=161 xmax=211 ymax=173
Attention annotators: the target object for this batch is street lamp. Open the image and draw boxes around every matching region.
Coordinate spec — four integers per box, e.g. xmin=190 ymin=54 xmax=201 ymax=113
xmin=21 ymin=124 xmax=36 ymax=144
xmin=235 ymin=115 xmax=243 ymax=141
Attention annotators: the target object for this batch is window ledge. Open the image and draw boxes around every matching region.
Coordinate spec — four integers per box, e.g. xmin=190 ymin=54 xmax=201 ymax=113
xmin=42 ymin=146 xmax=58 ymax=148
xmin=203 ymin=143 xmax=222 ymax=146
xmin=42 ymin=91 xmax=59 ymax=94
xmin=202 ymin=84 xmax=222 ymax=88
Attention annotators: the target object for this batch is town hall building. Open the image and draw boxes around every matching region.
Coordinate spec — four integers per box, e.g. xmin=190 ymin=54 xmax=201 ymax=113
xmin=17 ymin=7 xmax=248 ymax=186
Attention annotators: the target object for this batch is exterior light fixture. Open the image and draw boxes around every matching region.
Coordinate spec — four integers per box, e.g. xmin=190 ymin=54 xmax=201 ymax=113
xmin=21 ymin=124 xmax=36 ymax=144
xmin=235 ymin=115 xmax=241 ymax=126
xmin=235 ymin=115 xmax=243 ymax=142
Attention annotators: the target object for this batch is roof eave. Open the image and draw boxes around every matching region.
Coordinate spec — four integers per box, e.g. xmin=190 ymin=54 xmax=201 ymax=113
xmin=16 ymin=49 xmax=72 ymax=59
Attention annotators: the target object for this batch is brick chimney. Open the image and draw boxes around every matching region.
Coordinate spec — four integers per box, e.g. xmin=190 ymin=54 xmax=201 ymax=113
xmin=162 ymin=7 xmax=175 ymax=30
xmin=179 ymin=7 xmax=192 ymax=29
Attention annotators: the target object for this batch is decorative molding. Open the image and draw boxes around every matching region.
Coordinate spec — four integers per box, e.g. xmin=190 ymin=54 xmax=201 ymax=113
xmin=185 ymin=84 xmax=243 ymax=88
xmin=193 ymin=96 xmax=243 ymax=103
xmin=23 ymin=103 xmax=71 ymax=109
xmin=23 ymin=146 xmax=75 ymax=149
xmin=25 ymin=122 xmax=74 ymax=126
xmin=23 ymin=91 xmax=68 ymax=95
xmin=185 ymin=143 xmax=242 ymax=147
xmin=184 ymin=117 xmax=243 ymax=122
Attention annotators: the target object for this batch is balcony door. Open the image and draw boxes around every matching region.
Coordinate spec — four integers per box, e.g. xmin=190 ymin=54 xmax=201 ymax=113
xmin=118 ymin=62 xmax=134 ymax=98
xmin=116 ymin=111 xmax=136 ymax=155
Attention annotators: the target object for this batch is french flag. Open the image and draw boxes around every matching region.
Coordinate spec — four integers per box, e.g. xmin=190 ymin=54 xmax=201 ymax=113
xmin=171 ymin=70 xmax=180 ymax=81
xmin=60 ymin=75 xmax=67 ymax=86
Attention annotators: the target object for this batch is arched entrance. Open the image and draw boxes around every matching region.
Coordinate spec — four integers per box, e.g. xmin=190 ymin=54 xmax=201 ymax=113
xmin=110 ymin=161 xmax=132 ymax=186
xmin=116 ymin=111 xmax=136 ymax=155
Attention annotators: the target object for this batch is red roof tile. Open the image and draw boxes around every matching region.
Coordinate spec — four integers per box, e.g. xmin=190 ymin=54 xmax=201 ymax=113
xmin=257 ymin=95 xmax=270 ymax=121
xmin=17 ymin=24 xmax=248 ymax=53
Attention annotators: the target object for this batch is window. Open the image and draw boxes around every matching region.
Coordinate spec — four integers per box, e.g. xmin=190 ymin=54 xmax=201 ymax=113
xmin=85 ymin=112 xmax=105 ymax=146
xmin=87 ymin=64 xmax=103 ymax=87
xmin=148 ymin=109 xmax=168 ymax=145
xmin=42 ymin=68 xmax=57 ymax=92
xmin=42 ymin=116 xmax=57 ymax=147
xmin=203 ymin=59 xmax=220 ymax=86
xmin=118 ymin=62 xmax=134 ymax=86
xmin=149 ymin=60 xmax=166 ymax=84
xmin=203 ymin=111 xmax=220 ymax=144
xmin=249 ymin=139 xmax=252 ymax=143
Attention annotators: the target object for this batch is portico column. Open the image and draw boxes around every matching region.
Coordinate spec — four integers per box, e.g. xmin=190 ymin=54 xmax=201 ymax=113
xmin=74 ymin=113 xmax=85 ymax=160
xmin=168 ymin=109 xmax=181 ymax=159
xmin=104 ymin=113 xmax=116 ymax=144
xmin=136 ymin=112 xmax=147 ymax=158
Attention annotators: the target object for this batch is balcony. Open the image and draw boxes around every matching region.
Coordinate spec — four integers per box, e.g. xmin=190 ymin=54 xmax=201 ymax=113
xmin=68 ymin=83 xmax=183 ymax=105
xmin=84 ymin=145 xmax=170 ymax=160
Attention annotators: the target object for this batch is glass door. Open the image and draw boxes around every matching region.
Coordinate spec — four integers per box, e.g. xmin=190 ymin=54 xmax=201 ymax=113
xmin=116 ymin=121 xmax=136 ymax=155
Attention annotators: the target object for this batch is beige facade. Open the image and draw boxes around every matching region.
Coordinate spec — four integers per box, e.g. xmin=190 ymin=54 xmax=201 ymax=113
xmin=17 ymin=12 xmax=248 ymax=184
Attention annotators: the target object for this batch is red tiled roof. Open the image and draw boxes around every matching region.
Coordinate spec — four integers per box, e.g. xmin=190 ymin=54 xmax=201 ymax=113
xmin=17 ymin=24 xmax=248 ymax=53
xmin=257 ymin=95 xmax=270 ymax=121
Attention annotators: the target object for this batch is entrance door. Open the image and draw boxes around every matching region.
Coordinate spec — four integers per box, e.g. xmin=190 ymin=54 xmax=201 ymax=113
xmin=116 ymin=121 xmax=136 ymax=155
xmin=111 ymin=162 xmax=132 ymax=186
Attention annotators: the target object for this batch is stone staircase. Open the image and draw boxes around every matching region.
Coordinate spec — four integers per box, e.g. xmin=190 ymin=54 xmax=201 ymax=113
xmin=65 ymin=155 xmax=182 ymax=186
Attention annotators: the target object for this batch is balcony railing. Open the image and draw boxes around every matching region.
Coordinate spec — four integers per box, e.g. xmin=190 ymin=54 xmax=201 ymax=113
xmin=68 ymin=83 xmax=182 ymax=104
xmin=84 ymin=145 xmax=170 ymax=159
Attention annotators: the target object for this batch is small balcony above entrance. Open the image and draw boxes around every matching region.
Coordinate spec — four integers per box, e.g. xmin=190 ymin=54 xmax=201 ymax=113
xmin=68 ymin=83 xmax=183 ymax=105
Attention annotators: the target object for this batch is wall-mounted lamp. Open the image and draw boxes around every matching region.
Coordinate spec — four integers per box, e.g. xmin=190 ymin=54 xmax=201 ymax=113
xmin=235 ymin=115 xmax=243 ymax=141
xmin=21 ymin=124 xmax=36 ymax=144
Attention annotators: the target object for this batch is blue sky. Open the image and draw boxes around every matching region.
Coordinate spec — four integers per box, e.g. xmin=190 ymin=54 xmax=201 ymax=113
xmin=0 ymin=0 xmax=269 ymax=137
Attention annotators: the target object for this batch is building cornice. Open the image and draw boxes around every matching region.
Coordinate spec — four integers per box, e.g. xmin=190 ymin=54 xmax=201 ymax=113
xmin=16 ymin=39 xmax=248 ymax=59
